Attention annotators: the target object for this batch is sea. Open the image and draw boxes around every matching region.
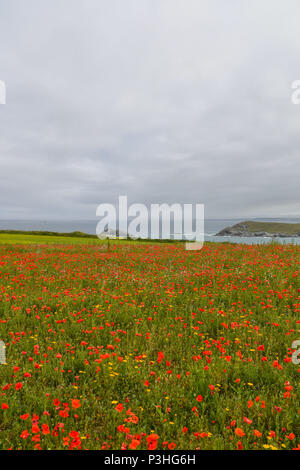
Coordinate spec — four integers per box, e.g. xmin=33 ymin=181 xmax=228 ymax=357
xmin=0 ymin=218 xmax=300 ymax=245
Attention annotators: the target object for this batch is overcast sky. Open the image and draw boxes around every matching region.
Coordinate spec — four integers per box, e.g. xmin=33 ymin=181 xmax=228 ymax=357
xmin=0 ymin=0 xmax=300 ymax=220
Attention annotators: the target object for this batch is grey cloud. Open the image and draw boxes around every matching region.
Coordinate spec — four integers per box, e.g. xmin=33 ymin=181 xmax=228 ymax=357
xmin=0 ymin=0 xmax=300 ymax=220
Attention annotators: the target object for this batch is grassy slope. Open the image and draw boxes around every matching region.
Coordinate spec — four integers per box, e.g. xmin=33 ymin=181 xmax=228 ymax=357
xmin=0 ymin=233 xmax=103 ymax=245
xmin=0 ymin=232 xmax=182 ymax=245
xmin=235 ymin=221 xmax=300 ymax=235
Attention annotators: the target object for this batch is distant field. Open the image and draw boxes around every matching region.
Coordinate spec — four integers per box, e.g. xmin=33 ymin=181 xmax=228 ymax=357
xmin=0 ymin=231 xmax=180 ymax=246
xmin=0 ymin=233 xmax=105 ymax=245
xmin=0 ymin=230 xmax=104 ymax=246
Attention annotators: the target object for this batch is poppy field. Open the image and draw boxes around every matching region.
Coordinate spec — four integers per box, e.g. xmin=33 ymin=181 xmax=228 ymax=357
xmin=0 ymin=239 xmax=299 ymax=450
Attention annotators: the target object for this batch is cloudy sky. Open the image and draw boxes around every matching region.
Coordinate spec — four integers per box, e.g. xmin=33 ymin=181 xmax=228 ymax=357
xmin=0 ymin=0 xmax=300 ymax=220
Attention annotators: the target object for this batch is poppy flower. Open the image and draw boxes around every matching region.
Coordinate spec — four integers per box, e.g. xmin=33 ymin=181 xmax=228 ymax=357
xmin=20 ymin=430 xmax=30 ymax=439
xmin=42 ymin=424 xmax=50 ymax=435
xmin=235 ymin=428 xmax=245 ymax=437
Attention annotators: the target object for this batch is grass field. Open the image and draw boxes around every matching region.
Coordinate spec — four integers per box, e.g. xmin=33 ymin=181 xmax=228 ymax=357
xmin=0 ymin=233 xmax=102 ymax=246
xmin=0 ymin=237 xmax=299 ymax=450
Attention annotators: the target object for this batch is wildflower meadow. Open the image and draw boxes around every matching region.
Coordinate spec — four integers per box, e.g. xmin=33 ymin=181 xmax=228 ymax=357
xmin=0 ymin=238 xmax=299 ymax=450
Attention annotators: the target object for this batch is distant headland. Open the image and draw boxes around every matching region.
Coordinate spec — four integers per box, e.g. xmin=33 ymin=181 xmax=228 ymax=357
xmin=216 ymin=220 xmax=300 ymax=237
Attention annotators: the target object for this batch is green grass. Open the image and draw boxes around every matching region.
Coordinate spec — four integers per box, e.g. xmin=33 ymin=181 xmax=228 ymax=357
xmin=0 ymin=233 xmax=104 ymax=245
xmin=233 ymin=221 xmax=300 ymax=235
xmin=0 ymin=230 xmax=98 ymax=238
